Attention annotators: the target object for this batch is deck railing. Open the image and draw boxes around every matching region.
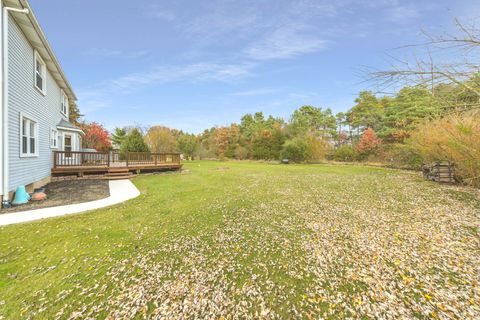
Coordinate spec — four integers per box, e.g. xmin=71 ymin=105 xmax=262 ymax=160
xmin=53 ymin=151 xmax=181 ymax=168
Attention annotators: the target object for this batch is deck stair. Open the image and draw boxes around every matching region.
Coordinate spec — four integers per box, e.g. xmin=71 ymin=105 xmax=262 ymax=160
xmin=105 ymin=168 xmax=134 ymax=180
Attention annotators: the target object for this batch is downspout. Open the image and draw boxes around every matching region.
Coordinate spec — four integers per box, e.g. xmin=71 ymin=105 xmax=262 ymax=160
xmin=2 ymin=6 xmax=29 ymax=201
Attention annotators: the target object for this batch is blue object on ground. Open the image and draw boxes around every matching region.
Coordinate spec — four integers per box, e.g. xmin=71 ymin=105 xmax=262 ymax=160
xmin=12 ymin=186 xmax=30 ymax=205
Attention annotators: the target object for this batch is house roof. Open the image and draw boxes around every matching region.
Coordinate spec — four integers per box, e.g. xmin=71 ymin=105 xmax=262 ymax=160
xmin=57 ymin=119 xmax=84 ymax=134
xmin=4 ymin=0 xmax=77 ymax=102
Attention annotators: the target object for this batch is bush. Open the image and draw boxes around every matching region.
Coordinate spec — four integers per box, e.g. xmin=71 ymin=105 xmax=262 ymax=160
xmin=333 ymin=145 xmax=358 ymax=162
xmin=281 ymin=138 xmax=310 ymax=162
xmin=409 ymin=110 xmax=480 ymax=187
xmin=306 ymin=135 xmax=331 ymax=162
xmin=376 ymin=143 xmax=423 ymax=169
xmin=234 ymin=145 xmax=249 ymax=160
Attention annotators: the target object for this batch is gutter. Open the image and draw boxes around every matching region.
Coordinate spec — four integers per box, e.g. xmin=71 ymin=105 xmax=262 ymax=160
xmin=56 ymin=126 xmax=85 ymax=135
xmin=1 ymin=5 xmax=29 ymax=200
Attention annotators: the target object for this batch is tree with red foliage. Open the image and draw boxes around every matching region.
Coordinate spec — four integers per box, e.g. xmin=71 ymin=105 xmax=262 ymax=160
xmin=81 ymin=122 xmax=111 ymax=152
xmin=356 ymin=127 xmax=382 ymax=154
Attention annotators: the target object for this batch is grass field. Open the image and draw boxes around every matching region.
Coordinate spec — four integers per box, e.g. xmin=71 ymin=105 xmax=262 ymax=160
xmin=0 ymin=161 xmax=479 ymax=319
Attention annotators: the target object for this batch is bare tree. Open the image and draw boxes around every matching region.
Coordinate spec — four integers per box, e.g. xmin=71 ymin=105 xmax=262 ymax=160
xmin=368 ymin=18 xmax=480 ymax=111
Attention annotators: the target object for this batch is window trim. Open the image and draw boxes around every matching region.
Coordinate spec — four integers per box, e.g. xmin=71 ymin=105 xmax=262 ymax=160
xmin=60 ymin=89 xmax=69 ymax=117
xmin=19 ymin=112 xmax=39 ymax=158
xmin=34 ymin=50 xmax=46 ymax=96
xmin=50 ymin=128 xmax=58 ymax=149
xmin=63 ymin=133 xmax=75 ymax=157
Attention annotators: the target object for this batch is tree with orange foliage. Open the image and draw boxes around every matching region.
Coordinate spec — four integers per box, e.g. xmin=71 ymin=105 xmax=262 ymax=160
xmin=214 ymin=127 xmax=231 ymax=158
xmin=356 ymin=127 xmax=382 ymax=154
xmin=81 ymin=122 xmax=111 ymax=152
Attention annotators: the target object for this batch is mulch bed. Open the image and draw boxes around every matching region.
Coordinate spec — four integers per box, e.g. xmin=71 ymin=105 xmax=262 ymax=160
xmin=0 ymin=179 xmax=110 ymax=214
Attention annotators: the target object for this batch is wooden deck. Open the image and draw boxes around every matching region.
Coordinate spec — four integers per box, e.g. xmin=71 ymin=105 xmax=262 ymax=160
xmin=52 ymin=151 xmax=182 ymax=176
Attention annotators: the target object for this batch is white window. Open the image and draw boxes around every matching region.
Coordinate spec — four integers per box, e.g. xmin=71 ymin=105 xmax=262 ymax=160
xmin=20 ymin=114 xmax=38 ymax=157
xmin=34 ymin=51 xmax=46 ymax=95
xmin=50 ymin=128 xmax=58 ymax=148
xmin=64 ymin=134 xmax=73 ymax=157
xmin=60 ymin=90 xmax=69 ymax=116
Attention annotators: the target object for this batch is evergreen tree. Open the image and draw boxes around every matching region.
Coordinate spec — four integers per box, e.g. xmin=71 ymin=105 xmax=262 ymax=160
xmin=120 ymin=128 xmax=150 ymax=154
xmin=111 ymin=127 xmax=127 ymax=149
xmin=347 ymin=91 xmax=384 ymax=132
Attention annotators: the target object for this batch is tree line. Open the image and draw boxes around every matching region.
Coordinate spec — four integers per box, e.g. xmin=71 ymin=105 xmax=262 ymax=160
xmin=78 ymin=19 xmax=479 ymax=187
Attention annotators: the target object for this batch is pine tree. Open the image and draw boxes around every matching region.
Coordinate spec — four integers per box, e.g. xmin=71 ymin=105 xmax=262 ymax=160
xmin=120 ymin=128 xmax=150 ymax=154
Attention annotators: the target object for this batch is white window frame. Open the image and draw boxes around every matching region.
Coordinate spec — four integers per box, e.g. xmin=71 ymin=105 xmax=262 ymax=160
xmin=19 ymin=112 xmax=39 ymax=158
xmin=63 ymin=133 xmax=76 ymax=157
xmin=50 ymin=128 xmax=58 ymax=149
xmin=34 ymin=50 xmax=46 ymax=95
xmin=60 ymin=89 xmax=69 ymax=117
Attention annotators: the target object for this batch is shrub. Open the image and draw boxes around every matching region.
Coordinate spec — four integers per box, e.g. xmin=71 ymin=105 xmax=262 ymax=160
xmin=409 ymin=110 xmax=480 ymax=186
xmin=281 ymin=138 xmax=310 ymax=162
xmin=306 ymin=135 xmax=331 ymax=162
xmin=376 ymin=143 xmax=423 ymax=169
xmin=333 ymin=145 xmax=358 ymax=162
xmin=234 ymin=145 xmax=249 ymax=160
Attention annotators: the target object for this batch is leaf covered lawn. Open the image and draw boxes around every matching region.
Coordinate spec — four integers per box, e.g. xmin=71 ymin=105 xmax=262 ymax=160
xmin=0 ymin=161 xmax=479 ymax=319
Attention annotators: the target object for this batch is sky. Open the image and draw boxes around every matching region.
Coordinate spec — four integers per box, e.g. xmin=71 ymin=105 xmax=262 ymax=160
xmin=29 ymin=0 xmax=479 ymax=133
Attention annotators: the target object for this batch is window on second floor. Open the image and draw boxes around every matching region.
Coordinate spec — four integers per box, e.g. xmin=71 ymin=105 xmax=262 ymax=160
xmin=61 ymin=90 xmax=68 ymax=116
xmin=34 ymin=51 xmax=46 ymax=95
xmin=20 ymin=114 xmax=38 ymax=157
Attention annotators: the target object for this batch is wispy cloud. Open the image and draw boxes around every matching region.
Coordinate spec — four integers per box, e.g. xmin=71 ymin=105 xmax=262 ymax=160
xmin=84 ymin=48 xmax=149 ymax=59
xmin=246 ymin=25 xmax=329 ymax=60
xmin=232 ymin=88 xmax=279 ymax=97
xmin=384 ymin=5 xmax=419 ymax=23
xmin=180 ymin=1 xmax=260 ymax=42
xmin=105 ymin=63 xmax=253 ymax=92
xmin=78 ymin=62 xmax=255 ymax=113
xmin=150 ymin=10 xmax=176 ymax=21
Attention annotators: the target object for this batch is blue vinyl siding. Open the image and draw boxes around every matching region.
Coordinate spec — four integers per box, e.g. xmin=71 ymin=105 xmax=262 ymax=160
xmin=7 ymin=14 xmax=70 ymax=191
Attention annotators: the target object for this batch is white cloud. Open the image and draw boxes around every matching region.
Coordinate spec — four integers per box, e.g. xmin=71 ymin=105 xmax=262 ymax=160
xmin=104 ymin=63 xmax=253 ymax=93
xmin=385 ymin=5 xmax=419 ymax=23
xmin=77 ymin=62 xmax=255 ymax=113
xmin=246 ymin=25 xmax=329 ymax=60
xmin=180 ymin=1 xmax=260 ymax=42
xmin=84 ymin=48 xmax=149 ymax=59
xmin=232 ymin=88 xmax=278 ymax=96
xmin=150 ymin=10 xmax=176 ymax=21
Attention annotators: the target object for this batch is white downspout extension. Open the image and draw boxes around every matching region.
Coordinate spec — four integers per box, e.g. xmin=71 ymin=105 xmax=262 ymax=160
xmin=1 ymin=6 xmax=29 ymax=201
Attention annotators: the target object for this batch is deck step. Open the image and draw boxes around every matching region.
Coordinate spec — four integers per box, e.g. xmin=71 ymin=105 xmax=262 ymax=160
xmin=106 ymin=171 xmax=133 ymax=177
xmin=103 ymin=175 xmax=135 ymax=180
xmin=107 ymin=168 xmax=129 ymax=173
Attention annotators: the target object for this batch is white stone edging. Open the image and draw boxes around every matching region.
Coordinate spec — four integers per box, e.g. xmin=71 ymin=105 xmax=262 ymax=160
xmin=0 ymin=179 xmax=140 ymax=227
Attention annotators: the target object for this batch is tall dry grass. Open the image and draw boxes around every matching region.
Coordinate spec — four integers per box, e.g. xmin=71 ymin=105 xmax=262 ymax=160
xmin=409 ymin=110 xmax=480 ymax=187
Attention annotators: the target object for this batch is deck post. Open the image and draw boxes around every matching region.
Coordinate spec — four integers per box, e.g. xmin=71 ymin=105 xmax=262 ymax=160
xmin=126 ymin=151 xmax=129 ymax=168
xmin=107 ymin=152 xmax=110 ymax=167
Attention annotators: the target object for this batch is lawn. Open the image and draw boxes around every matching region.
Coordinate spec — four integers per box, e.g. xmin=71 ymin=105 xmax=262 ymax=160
xmin=0 ymin=161 xmax=479 ymax=319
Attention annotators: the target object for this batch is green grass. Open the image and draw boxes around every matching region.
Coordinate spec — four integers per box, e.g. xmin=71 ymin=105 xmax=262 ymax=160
xmin=0 ymin=161 xmax=479 ymax=319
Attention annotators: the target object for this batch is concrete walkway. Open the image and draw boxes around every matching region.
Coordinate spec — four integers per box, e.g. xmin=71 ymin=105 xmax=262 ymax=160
xmin=0 ymin=179 xmax=140 ymax=227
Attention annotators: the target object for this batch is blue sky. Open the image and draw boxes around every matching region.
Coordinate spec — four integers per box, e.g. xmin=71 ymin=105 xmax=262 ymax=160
xmin=30 ymin=0 xmax=478 ymax=133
